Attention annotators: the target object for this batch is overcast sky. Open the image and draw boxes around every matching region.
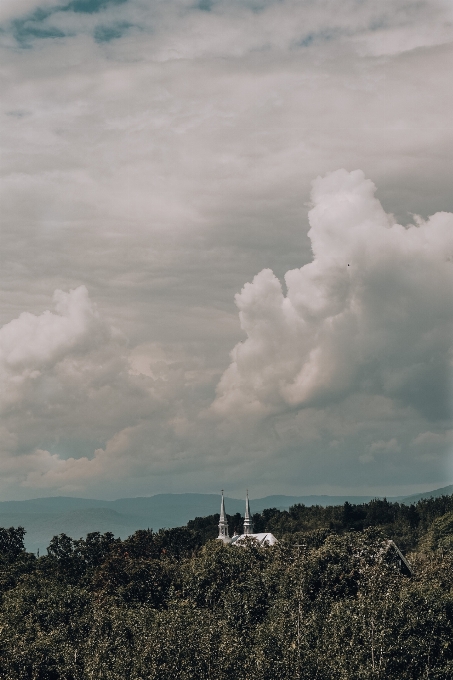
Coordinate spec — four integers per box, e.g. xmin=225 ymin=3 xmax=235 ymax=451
xmin=0 ymin=0 xmax=452 ymax=501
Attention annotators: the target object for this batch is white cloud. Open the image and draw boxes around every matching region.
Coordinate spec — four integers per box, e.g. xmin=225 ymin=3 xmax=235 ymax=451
xmin=0 ymin=286 xmax=109 ymax=411
xmin=359 ymin=437 xmax=401 ymax=463
xmin=369 ymin=438 xmax=401 ymax=454
xmin=0 ymin=0 xmax=64 ymax=24
xmin=213 ymin=170 xmax=453 ymax=420
xmin=0 ymin=285 xmax=99 ymax=369
xmin=413 ymin=430 xmax=453 ymax=448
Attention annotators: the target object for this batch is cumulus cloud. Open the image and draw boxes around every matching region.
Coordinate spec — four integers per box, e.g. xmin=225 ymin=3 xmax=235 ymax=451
xmin=0 ymin=285 xmax=99 ymax=369
xmin=0 ymin=286 xmax=132 ymax=493
xmin=213 ymin=169 xmax=453 ymax=421
xmin=0 ymin=285 xmax=107 ymax=410
xmin=0 ymin=306 xmax=223 ymax=496
xmin=359 ymin=437 xmax=401 ymax=463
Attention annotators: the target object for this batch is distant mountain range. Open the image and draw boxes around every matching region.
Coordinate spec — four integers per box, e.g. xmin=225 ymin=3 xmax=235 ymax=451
xmin=0 ymin=486 xmax=450 ymax=554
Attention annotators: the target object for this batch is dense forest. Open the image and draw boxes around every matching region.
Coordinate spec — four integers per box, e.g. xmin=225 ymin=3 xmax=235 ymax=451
xmin=0 ymin=495 xmax=452 ymax=679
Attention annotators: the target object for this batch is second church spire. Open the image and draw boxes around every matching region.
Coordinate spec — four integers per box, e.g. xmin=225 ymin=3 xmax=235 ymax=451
xmin=243 ymin=489 xmax=253 ymax=535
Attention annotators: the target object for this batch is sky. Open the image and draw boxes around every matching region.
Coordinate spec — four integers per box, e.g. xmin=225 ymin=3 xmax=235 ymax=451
xmin=0 ymin=0 xmax=452 ymax=501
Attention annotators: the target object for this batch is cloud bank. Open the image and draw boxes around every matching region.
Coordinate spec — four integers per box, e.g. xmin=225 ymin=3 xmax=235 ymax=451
xmin=0 ymin=173 xmax=451 ymax=499
xmin=2 ymin=0 xmax=452 ymax=57
xmin=0 ymin=0 xmax=452 ymax=499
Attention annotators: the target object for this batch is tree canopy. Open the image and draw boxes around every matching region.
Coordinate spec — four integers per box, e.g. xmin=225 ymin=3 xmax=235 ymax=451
xmin=0 ymin=495 xmax=452 ymax=678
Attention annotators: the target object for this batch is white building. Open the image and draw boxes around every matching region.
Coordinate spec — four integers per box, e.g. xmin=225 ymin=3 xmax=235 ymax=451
xmin=217 ymin=490 xmax=278 ymax=547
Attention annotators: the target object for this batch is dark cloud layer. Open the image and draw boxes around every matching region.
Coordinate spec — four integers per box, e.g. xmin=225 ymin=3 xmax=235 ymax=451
xmin=0 ymin=0 xmax=452 ymax=500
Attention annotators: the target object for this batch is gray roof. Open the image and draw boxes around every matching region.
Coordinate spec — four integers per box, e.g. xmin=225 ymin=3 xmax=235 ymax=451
xmin=230 ymin=532 xmax=278 ymax=547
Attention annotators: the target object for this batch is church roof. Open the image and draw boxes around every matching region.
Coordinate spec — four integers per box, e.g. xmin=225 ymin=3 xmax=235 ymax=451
xmin=230 ymin=532 xmax=278 ymax=547
xmin=385 ymin=540 xmax=412 ymax=576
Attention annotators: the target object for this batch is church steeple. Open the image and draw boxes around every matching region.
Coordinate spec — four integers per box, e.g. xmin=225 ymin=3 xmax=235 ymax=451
xmin=243 ymin=489 xmax=253 ymax=535
xmin=217 ymin=490 xmax=231 ymax=543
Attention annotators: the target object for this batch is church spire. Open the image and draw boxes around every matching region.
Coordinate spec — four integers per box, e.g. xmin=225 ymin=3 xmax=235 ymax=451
xmin=243 ymin=489 xmax=253 ymax=535
xmin=217 ymin=490 xmax=230 ymax=543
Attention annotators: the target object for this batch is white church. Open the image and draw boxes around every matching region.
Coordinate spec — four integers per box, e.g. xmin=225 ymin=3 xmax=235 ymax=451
xmin=217 ymin=490 xmax=278 ymax=546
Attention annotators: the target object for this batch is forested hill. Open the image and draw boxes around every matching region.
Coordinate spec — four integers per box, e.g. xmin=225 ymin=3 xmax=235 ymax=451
xmin=0 ymin=485 xmax=449 ymax=554
xmin=188 ymin=492 xmax=453 ymax=551
xmin=0 ymin=494 xmax=452 ymax=678
xmin=0 ymin=492 xmax=394 ymax=554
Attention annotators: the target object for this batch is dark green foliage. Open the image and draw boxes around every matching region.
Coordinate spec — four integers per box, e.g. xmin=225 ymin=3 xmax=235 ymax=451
xmin=256 ymin=493 xmax=453 ymax=553
xmin=0 ymin=526 xmax=26 ymax=562
xmin=187 ymin=512 xmax=244 ymax=541
xmin=0 ymin=496 xmax=452 ymax=678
